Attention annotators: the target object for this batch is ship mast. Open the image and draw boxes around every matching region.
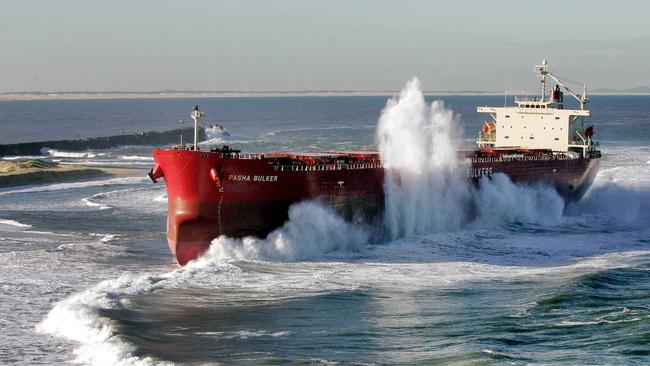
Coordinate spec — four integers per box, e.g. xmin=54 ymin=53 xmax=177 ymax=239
xmin=191 ymin=105 xmax=204 ymax=151
xmin=535 ymin=60 xmax=589 ymax=110
xmin=536 ymin=60 xmax=548 ymax=101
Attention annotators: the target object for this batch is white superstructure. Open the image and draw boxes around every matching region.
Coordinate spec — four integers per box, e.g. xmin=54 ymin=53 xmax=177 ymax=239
xmin=477 ymin=61 xmax=595 ymax=157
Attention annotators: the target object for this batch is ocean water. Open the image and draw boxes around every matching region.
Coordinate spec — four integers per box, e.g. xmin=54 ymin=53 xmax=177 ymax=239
xmin=1 ymin=93 xmax=649 ymax=365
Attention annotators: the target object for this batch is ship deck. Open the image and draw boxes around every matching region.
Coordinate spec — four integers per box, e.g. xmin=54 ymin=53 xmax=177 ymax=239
xmin=167 ymin=144 xmax=592 ymax=169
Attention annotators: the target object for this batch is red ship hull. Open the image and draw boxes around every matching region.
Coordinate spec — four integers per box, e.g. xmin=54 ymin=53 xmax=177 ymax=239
xmin=151 ymin=149 xmax=599 ymax=265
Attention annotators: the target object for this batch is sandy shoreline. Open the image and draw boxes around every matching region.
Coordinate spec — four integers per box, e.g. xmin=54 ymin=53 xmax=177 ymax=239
xmin=0 ymin=160 xmax=144 ymax=187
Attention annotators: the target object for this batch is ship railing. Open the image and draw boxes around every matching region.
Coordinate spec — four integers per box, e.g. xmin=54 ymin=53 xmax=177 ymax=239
xmin=235 ymin=153 xmax=264 ymax=159
xmin=468 ymin=153 xmax=573 ymax=164
xmin=514 ymin=96 xmax=543 ymax=103
xmin=271 ymin=154 xmax=577 ymax=170
xmin=171 ymin=144 xmax=197 ymax=151
xmin=273 ymin=162 xmax=383 ymax=172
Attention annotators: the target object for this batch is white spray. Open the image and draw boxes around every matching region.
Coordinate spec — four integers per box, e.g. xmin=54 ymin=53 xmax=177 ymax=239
xmin=198 ymin=201 xmax=368 ymax=263
xmin=377 ymin=78 xmax=469 ymax=239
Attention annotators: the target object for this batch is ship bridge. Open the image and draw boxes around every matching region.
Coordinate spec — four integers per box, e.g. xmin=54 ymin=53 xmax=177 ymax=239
xmin=476 ymin=60 xmax=598 ymax=158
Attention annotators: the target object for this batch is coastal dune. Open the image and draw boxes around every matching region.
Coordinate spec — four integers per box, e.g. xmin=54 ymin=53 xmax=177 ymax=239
xmin=0 ymin=160 xmax=105 ymax=187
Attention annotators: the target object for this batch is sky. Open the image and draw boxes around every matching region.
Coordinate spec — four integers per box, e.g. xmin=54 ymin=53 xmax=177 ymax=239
xmin=1 ymin=0 xmax=649 ymax=93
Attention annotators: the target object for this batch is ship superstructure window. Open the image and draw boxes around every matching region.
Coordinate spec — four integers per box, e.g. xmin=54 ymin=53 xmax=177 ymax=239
xmin=555 ymin=117 xmax=560 ymax=120
xmin=505 ymin=115 xmax=510 ymax=118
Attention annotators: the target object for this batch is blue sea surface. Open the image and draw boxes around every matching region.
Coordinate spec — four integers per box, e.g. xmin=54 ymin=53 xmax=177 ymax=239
xmin=0 ymin=95 xmax=649 ymax=365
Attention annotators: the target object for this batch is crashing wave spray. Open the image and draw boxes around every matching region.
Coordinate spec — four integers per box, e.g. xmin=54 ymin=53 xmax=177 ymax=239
xmin=199 ymin=201 xmax=368 ymax=263
xmin=377 ymin=78 xmax=469 ymax=239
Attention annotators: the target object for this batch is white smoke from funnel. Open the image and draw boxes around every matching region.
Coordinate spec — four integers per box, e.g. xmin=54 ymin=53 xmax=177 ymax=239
xmin=377 ymin=78 xmax=470 ymax=239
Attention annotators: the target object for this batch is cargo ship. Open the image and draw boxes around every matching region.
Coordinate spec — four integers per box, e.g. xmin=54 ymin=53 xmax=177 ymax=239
xmin=150 ymin=61 xmax=600 ymax=265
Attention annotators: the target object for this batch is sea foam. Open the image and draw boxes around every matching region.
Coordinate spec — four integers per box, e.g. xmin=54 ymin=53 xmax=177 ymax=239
xmin=41 ymin=148 xmax=97 ymax=158
xmin=198 ymin=201 xmax=368 ymax=264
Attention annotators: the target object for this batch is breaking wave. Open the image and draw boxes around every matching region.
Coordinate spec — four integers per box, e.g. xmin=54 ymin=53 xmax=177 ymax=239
xmin=153 ymin=194 xmax=167 ymax=202
xmin=118 ymin=155 xmax=154 ymax=161
xmin=2 ymin=155 xmax=43 ymax=161
xmin=41 ymin=148 xmax=98 ymax=158
xmin=377 ymin=78 xmax=469 ymax=239
xmin=36 ymin=273 xmax=174 ymax=366
xmin=198 ymin=201 xmax=368 ymax=264
xmin=568 ymin=182 xmax=650 ymax=226
xmin=89 ymin=233 xmax=119 ymax=243
xmin=472 ymin=174 xmax=564 ymax=227
xmin=376 ymin=78 xmax=564 ymax=239
xmin=204 ymin=125 xmax=230 ymax=139
xmin=81 ymin=197 xmax=112 ymax=210
xmin=0 ymin=218 xmax=32 ymax=229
